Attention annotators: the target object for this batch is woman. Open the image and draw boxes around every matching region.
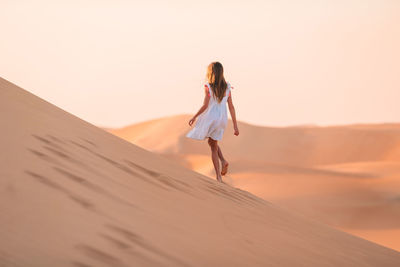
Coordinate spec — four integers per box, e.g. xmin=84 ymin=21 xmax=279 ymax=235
xmin=186 ymin=61 xmax=239 ymax=182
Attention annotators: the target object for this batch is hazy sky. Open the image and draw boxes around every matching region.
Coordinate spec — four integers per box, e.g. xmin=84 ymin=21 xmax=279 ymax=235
xmin=1 ymin=0 xmax=399 ymax=128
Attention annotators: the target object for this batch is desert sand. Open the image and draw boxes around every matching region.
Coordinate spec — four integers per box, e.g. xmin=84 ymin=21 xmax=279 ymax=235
xmin=109 ymin=114 xmax=400 ymax=252
xmin=1 ymin=77 xmax=400 ymax=266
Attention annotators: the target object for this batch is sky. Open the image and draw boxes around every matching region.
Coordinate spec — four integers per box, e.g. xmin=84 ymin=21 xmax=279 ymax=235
xmin=1 ymin=0 xmax=399 ymax=128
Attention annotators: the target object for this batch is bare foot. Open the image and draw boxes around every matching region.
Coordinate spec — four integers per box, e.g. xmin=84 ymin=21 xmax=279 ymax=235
xmin=216 ymin=175 xmax=223 ymax=182
xmin=221 ymin=161 xmax=229 ymax=176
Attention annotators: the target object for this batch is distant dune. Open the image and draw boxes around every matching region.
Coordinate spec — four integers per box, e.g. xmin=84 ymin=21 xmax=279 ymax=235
xmin=1 ymin=76 xmax=400 ymax=266
xmin=109 ymin=114 xmax=400 ymax=165
xmin=108 ymin=114 xmax=400 ymax=252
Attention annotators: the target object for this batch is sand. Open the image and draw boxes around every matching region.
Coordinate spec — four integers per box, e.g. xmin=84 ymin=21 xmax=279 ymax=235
xmin=109 ymin=114 xmax=400 ymax=252
xmin=1 ymin=77 xmax=400 ymax=266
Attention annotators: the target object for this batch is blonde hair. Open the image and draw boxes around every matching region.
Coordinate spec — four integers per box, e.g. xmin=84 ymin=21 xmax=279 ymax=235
xmin=206 ymin=61 xmax=227 ymax=103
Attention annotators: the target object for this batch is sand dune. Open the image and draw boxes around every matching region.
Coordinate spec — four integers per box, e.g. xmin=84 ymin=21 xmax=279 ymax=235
xmin=1 ymin=77 xmax=400 ymax=266
xmin=109 ymin=114 xmax=400 ymax=165
xmin=109 ymin=114 xmax=400 ymax=252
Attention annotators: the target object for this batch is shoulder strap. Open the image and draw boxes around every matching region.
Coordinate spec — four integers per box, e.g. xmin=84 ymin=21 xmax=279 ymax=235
xmin=226 ymin=83 xmax=232 ymax=97
xmin=205 ymin=83 xmax=211 ymax=97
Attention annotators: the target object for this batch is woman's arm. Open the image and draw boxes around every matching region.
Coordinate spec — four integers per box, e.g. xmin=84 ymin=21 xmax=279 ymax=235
xmin=188 ymin=86 xmax=210 ymax=126
xmin=227 ymin=94 xmax=239 ymax=136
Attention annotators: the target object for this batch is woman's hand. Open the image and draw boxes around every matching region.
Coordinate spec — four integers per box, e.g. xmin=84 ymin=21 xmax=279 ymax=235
xmin=234 ymin=126 xmax=239 ymax=136
xmin=189 ymin=117 xmax=196 ymax=126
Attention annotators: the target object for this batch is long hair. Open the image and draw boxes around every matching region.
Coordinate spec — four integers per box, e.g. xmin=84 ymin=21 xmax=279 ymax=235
xmin=206 ymin=62 xmax=227 ymax=103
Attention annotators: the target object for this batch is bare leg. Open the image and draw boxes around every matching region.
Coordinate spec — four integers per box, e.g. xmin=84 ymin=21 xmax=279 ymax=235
xmin=208 ymin=138 xmax=222 ymax=182
xmin=208 ymin=139 xmax=226 ymax=162
xmin=208 ymin=139 xmax=229 ymax=176
xmin=217 ymin=145 xmax=225 ymax=162
xmin=217 ymin=145 xmax=229 ymax=176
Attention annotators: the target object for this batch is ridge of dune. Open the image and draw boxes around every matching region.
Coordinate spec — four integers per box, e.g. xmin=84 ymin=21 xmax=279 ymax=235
xmin=1 ymin=76 xmax=400 ymax=266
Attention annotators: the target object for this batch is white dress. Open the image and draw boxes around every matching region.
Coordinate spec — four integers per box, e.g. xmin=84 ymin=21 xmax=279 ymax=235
xmin=186 ymin=82 xmax=232 ymax=141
